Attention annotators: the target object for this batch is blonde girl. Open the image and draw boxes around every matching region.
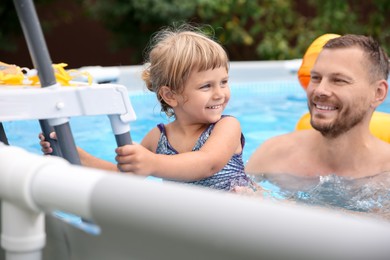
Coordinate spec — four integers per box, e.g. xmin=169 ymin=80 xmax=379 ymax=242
xmin=115 ymin=25 xmax=253 ymax=190
xmin=40 ymin=24 xmax=254 ymax=191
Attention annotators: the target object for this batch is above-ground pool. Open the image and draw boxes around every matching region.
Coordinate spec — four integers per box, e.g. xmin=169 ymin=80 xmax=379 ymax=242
xmin=2 ymin=58 xmax=390 ymax=260
xmin=5 ymin=79 xmax=390 ymax=163
xmin=4 ymin=80 xmax=308 ymax=164
xmin=4 ymin=78 xmax=390 ymax=221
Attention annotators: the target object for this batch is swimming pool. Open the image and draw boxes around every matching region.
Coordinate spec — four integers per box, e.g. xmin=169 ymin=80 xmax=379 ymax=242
xmin=3 ymin=80 xmax=308 ymax=164
xmin=5 ymin=78 xmax=390 ymax=163
xmin=4 ymin=77 xmax=390 ymax=221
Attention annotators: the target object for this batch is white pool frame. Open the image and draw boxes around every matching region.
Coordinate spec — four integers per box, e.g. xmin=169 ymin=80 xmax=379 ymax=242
xmin=2 ymin=61 xmax=390 ymax=260
xmin=81 ymin=60 xmax=302 ymax=92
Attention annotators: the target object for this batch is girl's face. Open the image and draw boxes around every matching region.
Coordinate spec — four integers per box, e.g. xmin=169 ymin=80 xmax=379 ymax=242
xmin=174 ymin=66 xmax=230 ymax=124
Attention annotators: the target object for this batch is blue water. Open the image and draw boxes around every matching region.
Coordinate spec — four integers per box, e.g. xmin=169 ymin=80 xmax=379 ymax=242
xmin=3 ymin=80 xmax=308 ymax=164
xmin=4 ymin=80 xmax=390 ymax=221
xmin=4 ymin=79 xmax=390 ymax=164
xmin=256 ymin=173 xmax=390 ymax=221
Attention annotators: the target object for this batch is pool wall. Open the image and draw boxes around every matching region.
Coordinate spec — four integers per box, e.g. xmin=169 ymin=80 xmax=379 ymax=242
xmin=1 ymin=144 xmax=390 ymax=260
xmin=81 ymin=60 xmax=303 ymax=92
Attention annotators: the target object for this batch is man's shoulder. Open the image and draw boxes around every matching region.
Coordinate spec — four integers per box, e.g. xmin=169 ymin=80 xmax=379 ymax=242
xmin=375 ymin=139 xmax=390 ymax=167
xmin=246 ymin=130 xmax=313 ymax=174
xmin=262 ymin=130 xmax=311 ymax=149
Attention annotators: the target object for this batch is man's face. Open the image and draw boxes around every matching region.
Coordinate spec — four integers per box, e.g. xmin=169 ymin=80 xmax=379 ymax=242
xmin=306 ymin=47 xmax=375 ymax=138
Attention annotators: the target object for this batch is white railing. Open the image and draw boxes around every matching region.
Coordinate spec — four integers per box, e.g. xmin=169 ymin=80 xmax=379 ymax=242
xmin=1 ymin=144 xmax=390 ymax=260
xmin=0 ymin=84 xmax=135 ymax=127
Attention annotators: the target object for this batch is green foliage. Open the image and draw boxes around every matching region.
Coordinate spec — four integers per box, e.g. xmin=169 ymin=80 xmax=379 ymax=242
xmin=303 ymin=0 xmax=390 ymax=57
xmin=193 ymin=0 xmax=306 ymax=60
xmin=3 ymin=0 xmax=390 ymax=63
xmin=0 ymin=1 xmax=23 ymax=52
xmin=81 ymin=0 xmax=198 ymax=62
xmin=1 ymin=0 xmax=80 ymax=51
xmin=81 ymin=0 xmax=390 ymax=62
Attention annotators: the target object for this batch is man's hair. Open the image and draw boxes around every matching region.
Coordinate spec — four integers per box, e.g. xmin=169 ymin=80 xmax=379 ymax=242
xmin=324 ymin=34 xmax=389 ymax=81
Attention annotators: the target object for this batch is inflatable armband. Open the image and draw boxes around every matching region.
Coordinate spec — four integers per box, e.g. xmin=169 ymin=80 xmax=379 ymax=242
xmin=296 ymin=111 xmax=390 ymax=143
xmin=297 ymin=34 xmax=340 ymax=89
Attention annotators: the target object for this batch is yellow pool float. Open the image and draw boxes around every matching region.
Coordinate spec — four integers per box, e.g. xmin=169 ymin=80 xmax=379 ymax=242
xmin=297 ymin=33 xmax=340 ymax=90
xmin=296 ymin=111 xmax=390 ymax=143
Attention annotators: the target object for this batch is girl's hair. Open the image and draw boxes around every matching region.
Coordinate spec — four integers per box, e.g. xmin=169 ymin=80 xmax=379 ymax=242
xmin=324 ymin=34 xmax=389 ymax=82
xmin=142 ymin=24 xmax=229 ymax=117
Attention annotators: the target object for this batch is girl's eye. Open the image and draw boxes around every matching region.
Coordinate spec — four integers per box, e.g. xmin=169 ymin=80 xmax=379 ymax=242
xmin=221 ymin=79 xmax=229 ymax=87
xmin=200 ymin=84 xmax=211 ymax=90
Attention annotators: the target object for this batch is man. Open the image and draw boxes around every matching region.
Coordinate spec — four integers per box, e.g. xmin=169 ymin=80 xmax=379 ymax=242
xmin=246 ymin=34 xmax=390 ymax=178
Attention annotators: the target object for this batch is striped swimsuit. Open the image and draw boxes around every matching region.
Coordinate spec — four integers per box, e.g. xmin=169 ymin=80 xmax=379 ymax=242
xmin=156 ymin=116 xmax=253 ymax=191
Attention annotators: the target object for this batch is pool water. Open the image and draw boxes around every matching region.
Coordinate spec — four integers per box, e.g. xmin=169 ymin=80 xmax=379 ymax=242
xmin=256 ymin=173 xmax=390 ymax=221
xmin=3 ymin=80 xmax=309 ymax=164
xmin=6 ymin=80 xmax=390 ymax=163
xmin=5 ymin=79 xmax=390 ymax=166
xmin=4 ymin=80 xmax=390 ymax=221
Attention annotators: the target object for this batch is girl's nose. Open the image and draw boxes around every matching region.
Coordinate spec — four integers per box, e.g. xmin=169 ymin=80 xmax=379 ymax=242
xmin=213 ymin=86 xmax=224 ymax=98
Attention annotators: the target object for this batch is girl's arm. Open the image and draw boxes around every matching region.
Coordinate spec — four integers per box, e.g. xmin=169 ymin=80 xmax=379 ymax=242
xmin=39 ymin=132 xmax=118 ymax=171
xmin=116 ymin=116 xmax=242 ymax=181
xmin=77 ymin=147 xmax=118 ymax=171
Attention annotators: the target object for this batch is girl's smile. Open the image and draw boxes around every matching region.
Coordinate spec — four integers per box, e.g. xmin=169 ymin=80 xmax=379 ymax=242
xmin=174 ymin=66 xmax=230 ymax=124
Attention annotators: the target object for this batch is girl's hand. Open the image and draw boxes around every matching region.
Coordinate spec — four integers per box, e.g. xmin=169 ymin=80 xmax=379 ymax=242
xmin=38 ymin=132 xmax=57 ymax=155
xmin=231 ymin=183 xmax=265 ymax=198
xmin=115 ymin=143 xmax=155 ymax=176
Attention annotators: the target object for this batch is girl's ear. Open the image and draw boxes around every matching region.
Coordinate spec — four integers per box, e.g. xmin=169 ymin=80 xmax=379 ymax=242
xmin=159 ymin=86 xmax=178 ymax=107
xmin=371 ymin=79 xmax=388 ymax=108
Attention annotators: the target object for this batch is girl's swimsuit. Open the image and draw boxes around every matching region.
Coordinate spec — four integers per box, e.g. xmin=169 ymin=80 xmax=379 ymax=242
xmin=156 ymin=116 xmax=253 ymax=191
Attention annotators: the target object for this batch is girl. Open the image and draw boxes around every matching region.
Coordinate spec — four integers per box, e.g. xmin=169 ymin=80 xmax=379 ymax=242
xmin=40 ymin=25 xmax=254 ymax=191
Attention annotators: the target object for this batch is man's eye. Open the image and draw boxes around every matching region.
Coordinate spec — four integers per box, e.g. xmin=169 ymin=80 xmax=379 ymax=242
xmin=310 ymin=75 xmax=321 ymax=82
xmin=333 ymin=78 xmax=347 ymax=84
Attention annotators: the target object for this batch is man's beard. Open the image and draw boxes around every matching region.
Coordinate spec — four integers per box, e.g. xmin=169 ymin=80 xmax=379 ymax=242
xmin=310 ymin=106 xmax=367 ymax=138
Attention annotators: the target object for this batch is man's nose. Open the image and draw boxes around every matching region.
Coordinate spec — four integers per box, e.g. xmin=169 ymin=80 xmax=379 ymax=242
xmin=313 ymin=80 xmax=332 ymax=97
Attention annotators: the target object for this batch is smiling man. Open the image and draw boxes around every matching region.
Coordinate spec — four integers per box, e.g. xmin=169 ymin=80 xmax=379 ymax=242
xmin=246 ymin=34 xmax=390 ymax=178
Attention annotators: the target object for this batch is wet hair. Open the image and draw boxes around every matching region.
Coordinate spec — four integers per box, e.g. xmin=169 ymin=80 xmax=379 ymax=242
xmin=323 ymin=34 xmax=389 ymax=82
xmin=141 ymin=24 xmax=229 ymax=117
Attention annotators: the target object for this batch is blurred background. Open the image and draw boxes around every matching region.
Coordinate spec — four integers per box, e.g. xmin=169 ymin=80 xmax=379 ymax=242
xmin=1 ymin=0 xmax=389 ymax=68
